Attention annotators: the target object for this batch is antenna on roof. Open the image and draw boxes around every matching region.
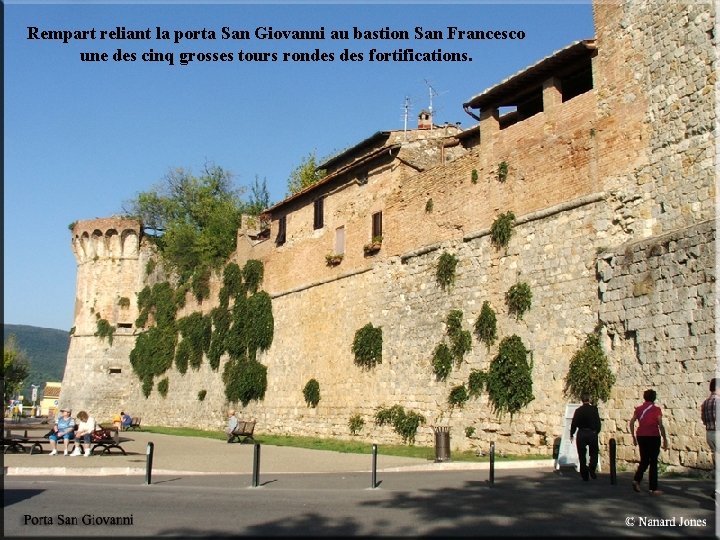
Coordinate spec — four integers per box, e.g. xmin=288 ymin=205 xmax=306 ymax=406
xmin=423 ymin=79 xmax=448 ymax=129
xmin=401 ymin=95 xmax=412 ymax=139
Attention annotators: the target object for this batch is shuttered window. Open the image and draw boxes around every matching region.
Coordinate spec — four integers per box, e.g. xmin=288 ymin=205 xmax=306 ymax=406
xmin=372 ymin=211 xmax=383 ymax=239
xmin=313 ymin=198 xmax=324 ymax=230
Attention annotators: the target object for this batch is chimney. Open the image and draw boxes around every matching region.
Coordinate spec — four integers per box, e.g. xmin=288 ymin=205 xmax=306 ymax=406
xmin=418 ymin=110 xmax=432 ymax=130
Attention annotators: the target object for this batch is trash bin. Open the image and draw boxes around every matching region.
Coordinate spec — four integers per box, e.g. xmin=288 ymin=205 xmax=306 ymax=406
xmin=433 ymin=426 xmax=451 ymax=462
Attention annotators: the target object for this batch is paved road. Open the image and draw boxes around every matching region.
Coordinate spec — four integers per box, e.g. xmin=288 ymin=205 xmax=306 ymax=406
xmin=3 ymin=428 xmax=717 ymax=537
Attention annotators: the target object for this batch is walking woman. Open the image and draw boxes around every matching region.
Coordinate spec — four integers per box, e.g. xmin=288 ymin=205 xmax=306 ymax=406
xmin=629 ymin=389 xmax=669 ymax=495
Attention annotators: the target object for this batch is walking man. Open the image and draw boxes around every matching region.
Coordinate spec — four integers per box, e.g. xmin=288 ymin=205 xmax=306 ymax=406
xmin=570 ymin=394 xmax=602 ymax=481
xmin=701 ymin=378 xmax=718 ymax=466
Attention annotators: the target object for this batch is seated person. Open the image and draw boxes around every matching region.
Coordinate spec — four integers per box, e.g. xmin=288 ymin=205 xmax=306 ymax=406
xmin=226 ymin=409 xmax=239 ymax=442
xmin=112 ymin=412 xmax=122 ymax=430
xmin=121 ymin=412 xmax=132 ymax=430
xmin=72 ymin=410 xmax=96 ymax=457
xmin=48 ymin=408 xmax=75 ymax=456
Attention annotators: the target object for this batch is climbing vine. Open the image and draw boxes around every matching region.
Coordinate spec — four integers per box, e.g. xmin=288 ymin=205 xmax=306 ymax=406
xmin=490 ymin=211 xmax=516 ymax=250
xmin=352 ymin=323 xmax=383 ymax=369
xmin=474 ymin=301 xmax=497 ymax=347
xmin=446 ymin=310 xmax=472 ymax=363
xmin=467 ymin=369 xmax=487 ymax=398
xmin=486 ymin=335 xmax=534 ymax=416
xmin=436 ymin=252 xmax=459 ymax=290
xmin=564 ymin=329 xmax=616 ymax=403
xmin=157 ymin=377 xmax=169 ymax=398
xmin=129 ymin=259 xmax=273 ymax=401
xmin=95 ymin=317 xmax=115 ymax=346
xmin=432 ymin=343 xmax=453 ymax=381
xmin=506 ymin=282 xmax=533 ymax=320
xmin=349 ymin=413 xmax=365 ymax=436
xmin=448 ymin=385 xmax=469 ymax=408
xmin=303 ymin=378 xmax=321 ymax=408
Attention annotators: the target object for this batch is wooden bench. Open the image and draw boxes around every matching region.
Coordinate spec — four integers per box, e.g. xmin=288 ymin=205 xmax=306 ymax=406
xmin=125 ymin=417 xmax=142 ymax=431
xmin=3 ymin=426 xmax=131 ymax=456
xmin=227 ymin=420 xmax=256 ymax=444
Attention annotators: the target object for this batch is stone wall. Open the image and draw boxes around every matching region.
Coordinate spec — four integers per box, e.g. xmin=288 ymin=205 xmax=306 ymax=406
xmin=598 ymin=220 xmax=716 ymax=469
xmin=60 ymin=0 xmax=716 ymax=470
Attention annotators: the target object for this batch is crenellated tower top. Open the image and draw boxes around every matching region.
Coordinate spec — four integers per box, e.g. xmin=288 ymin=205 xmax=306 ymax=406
xmin=70 ymin=217 xmax=142 ymax=263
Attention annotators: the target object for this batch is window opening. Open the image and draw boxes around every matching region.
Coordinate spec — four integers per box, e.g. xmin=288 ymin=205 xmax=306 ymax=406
xmin=276 ymin=216 xmax=286 ymax=245
xmin=372 ymin=212 xmax=383 ymax=239
xmin=335 ymin=226 xmax=345 ymax=255
xmin=313 ymin=197 xmax=324 ymax=230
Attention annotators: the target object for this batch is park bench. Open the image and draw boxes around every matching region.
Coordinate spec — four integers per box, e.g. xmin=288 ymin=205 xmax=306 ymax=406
xmin=3 ymin=426 xmax=131 ymax=455
xmin=227 ymin=419 xmax=256 ymax=444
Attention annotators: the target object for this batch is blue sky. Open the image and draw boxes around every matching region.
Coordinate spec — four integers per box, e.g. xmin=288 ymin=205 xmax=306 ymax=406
xmin=4 ymin=1 xmax=594 ymax=331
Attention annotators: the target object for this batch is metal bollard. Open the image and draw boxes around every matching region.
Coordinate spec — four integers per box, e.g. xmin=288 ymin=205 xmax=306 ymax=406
xmin=371 ymin=444 xmax=378 ymax=489
xmin=252 ymin=443 xmax=261 ymax=488
xmin=609 ymin=438 xmax=617 ymax=485
xmin=145 ymin=442 xmax=154 ymax=485
xmin=489 ymin=441 xmax=495 ymax=486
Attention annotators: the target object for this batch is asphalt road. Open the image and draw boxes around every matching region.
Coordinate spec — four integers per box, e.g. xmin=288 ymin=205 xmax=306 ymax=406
xmin=4 ymin=469 xmax=717 ymax=538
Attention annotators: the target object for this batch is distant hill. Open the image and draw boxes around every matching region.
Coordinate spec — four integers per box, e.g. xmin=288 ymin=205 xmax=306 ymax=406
xmin=3 ymin=324 xmax=70 ymax=398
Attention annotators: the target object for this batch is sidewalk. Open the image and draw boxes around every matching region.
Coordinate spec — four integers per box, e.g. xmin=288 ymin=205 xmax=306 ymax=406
xmin=3 ymin=430 xmax=554 ymax=476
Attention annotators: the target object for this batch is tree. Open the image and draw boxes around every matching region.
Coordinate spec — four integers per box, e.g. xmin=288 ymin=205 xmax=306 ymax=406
xmin=246 ymin=175 xmax=270 ymax=216
xmin=287 ymin=151 xmax=327 ymax=196
xmin=123 ymin=165 xmax=246 ymax=279
xmin=4 ymin=335 xmax=30 ymax=403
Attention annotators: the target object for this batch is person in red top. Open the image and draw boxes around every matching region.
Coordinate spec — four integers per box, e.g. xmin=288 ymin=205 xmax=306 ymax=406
xmin=629 ymin=389 xmax=669 ymax=495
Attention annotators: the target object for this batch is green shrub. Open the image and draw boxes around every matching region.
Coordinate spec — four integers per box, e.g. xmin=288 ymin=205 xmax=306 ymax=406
xmin=141 ymin=375 xmax=153 ymax=398
xmin=467 ymin=369 xmax=487 ymax=398
xmin=497 ymin=161 xmax=509 ymax=182
xmin=564 ymin=330 xmax=616 ymax=403
xmin=486 ymin=335 xmax=534 ymax=416
xmin=506 ymin=282 xmax=533 ymax=320
xmin=118 ymin=297 xmax=131 ymax=308
xmin=349 ymin=414 xmax=365 ymax=435
xmin=490 ymin=211 xmax=516 ymax=250
xmin=191 ymin=266 xmax=211 ymax=302
xmin=352 ymin=323 xmax=383 ymax=369
xmin=174 ymin=339 xmax=191 ymax=374
xmin=471 ymin=169 xmax=479 ymax=184
xmin=474 ymin=301 xmax=497 ymax=347
xmin=197 ymin=389 xmax=207 ymax=401
xmin=145 ymin=258 xmax=156 ymax=276
xmin=425 ymin=198 xmax=433 ymax=212
xmin=448 ymin=385 xmax=469 ymax=408
xmin=222 ymin=356 xmax=268 ymax=406
xmin=436 ymin=252 xmax=459 ymax=290
xmin=303 ymin=378 xmax=321 ymax=408
xmin=432 ymin=343 xmax=453 ymax=381
xmin=242 ymin=260 xmax=264 ymax=294
xmin=157 ymin=377 xmax=169 ymax=398
xmin=95 ymin=318 xmax=115 ymax=346
xmin=446 ymin=310 xmax=471 ymax=363
xmin=465 ymin=426 xmax=476 ymax=438
xmin=374 ymin=405 xmax=425 ymax=444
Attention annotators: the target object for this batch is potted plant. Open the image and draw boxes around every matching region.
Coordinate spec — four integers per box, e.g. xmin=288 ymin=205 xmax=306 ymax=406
xmin=363 ymin=235 xmax=383 ymax=256
xmin=325 ymin=253 xmax=344 ymax=266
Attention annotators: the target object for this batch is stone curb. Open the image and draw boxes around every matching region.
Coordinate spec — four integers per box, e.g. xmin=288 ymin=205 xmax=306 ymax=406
xmin=4 ymin=459 xmax=556 ymax=477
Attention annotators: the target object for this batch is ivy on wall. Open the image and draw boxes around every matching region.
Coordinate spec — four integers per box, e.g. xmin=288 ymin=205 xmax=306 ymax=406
xmin=490 ymin=211 xmax=516 ymax=250
xmin=352 ymin=323 xmax=383 ymax=369
xmin=129 ymin=259 xmax=273 ymax=402
xmin=474 ymin=301 xmax=497 ymax=348
xmin=486 ymin=335 xmax=534 ymax=416
xmin=349 ymin=413 xmax=365 ymax=435
xmin=95 ymin=317 xmax=115 ymax=346
xmin=436 ymin=252 xmax=459 ymax=290
xmin=303 ymin=378 xmax=320 ymax=408
xmin=564 ymin=328 xmax=616 ymax=403
xmin=157 ymin=377 xmax=169 ymax=398
xmin=506 ymin=282 xmax=533 ymax=320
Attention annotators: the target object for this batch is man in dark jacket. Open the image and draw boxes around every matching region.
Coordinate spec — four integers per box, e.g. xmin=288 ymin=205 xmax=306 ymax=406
xmin=570 ymin=394 xmax=602 ymax=481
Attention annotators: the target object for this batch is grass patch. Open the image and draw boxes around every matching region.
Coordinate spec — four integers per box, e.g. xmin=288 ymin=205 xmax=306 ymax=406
xmin=141 ymin=425 xmax=551 ymax=462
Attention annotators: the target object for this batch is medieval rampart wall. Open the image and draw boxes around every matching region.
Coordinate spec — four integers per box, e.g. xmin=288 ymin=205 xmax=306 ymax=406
xmin=60 ymin=1 xmax=716 ymax=469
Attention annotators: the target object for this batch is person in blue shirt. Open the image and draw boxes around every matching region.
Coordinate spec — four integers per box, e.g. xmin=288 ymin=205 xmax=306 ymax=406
xmin=48 ymin=408 xmax=76 ymax=456
xmin=121 ymin=412 xmax=132 ymax=430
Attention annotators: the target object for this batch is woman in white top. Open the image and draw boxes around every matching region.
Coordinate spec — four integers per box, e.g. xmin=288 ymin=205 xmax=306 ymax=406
xmin=72 ymin=410 xmax=96 ymax=457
